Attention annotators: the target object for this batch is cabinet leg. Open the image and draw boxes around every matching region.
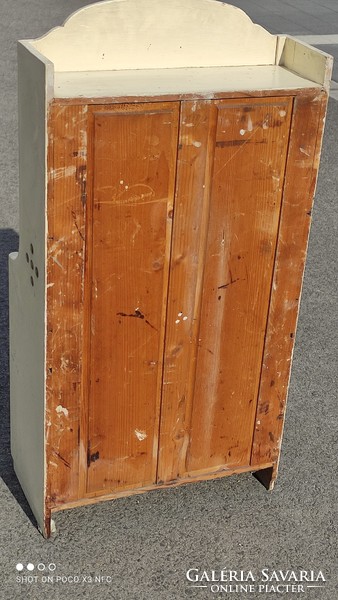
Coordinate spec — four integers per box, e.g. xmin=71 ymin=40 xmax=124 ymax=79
xmin=252 ymin=465 xmax=277 ymax=491
xmin=39 ymin=508 xmax=53 ymax=539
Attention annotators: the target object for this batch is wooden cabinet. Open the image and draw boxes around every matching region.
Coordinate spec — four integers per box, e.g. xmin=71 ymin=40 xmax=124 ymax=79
xmin=9 ymin=0 xmax=332 ymax=537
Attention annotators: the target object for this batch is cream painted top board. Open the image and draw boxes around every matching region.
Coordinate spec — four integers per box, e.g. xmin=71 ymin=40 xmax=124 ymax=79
xmin=29 ymin=0 xmax=277 ymax=71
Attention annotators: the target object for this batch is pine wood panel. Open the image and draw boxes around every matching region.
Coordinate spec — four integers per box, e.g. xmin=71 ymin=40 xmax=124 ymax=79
xmin=251 ymin=91 xmax=328 ymax=476
xmin=185 ymin=97 xmax=293 ymax=475
xmin=45 ymin=91 xmax=327 ymax=516
xmin=157 ymin=100 xmax=218 ymax=483
xmin=52 ymin=461 xmax=274 ymax=511
xmin=46 ymin=104 xmax=88 ymax=505
xmin=86 ymin=103 xmax=179 ymax=494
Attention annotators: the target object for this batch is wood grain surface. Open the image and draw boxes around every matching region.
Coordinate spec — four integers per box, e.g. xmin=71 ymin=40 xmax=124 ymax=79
xmin=46 ymin=104 xmax=88 ymax=505
xmin=251 ymin=91 xmax=328 ymax=478
xmin=46 ymin=90 xmax=326 ymax=511
xmin=157 ymin=100 xmax=218 ymax=483
xmin=185 ymin=97 xmax=293 ymax=475
xmin=85 ymin=103 xmax=179 ymax=494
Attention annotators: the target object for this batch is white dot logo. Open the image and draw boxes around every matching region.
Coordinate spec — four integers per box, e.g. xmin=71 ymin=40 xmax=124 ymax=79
xmin=16 ymin=561 xmax=57 ymax=572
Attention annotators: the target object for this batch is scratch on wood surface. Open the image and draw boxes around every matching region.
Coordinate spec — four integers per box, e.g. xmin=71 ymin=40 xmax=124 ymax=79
xmin=49 ymin=237 xmax=65 ymax=254
xmin=98 ymin=195 xmax=167 ymax=207
xmin=60 ymin=355 xmax=70 ymax=373
xmin=52 ymin=450 xmax=71 ymax=469
xmin=214 ymin=126 xmax=261 ymax=176
xmin=128 ymin=334 xmax=154 ymax=359
xmin=71 ymin=209 xmax=85 ymax=241
xmin=116 ymin=309 xmax=158 ymax=331
xmin=51 ymin=166 xmax=76 ymax=180
xmin=218 ymin=277 xmax=240 ymax=289
xmin=131 ymin=219 xmax=141 ymax=243
xmin=51 ymin=253 xmax=66 ymax=272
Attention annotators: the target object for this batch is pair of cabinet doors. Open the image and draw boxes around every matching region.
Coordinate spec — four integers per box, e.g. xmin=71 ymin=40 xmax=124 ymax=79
xmin=48 ymin=96 xmax=292 ymax=499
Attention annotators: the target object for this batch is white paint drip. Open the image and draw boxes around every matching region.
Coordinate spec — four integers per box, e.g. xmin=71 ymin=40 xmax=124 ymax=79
xmin=192 ymin=141 xmax=202 ymax=147
xmin=135 ymin=429 xmax=147 ymax=441
xmin=56 ymin=405 xmax=69 ymax=417
xmin=279 ymin=110 xmax=286 ymax=117
xmin=239 ymin=129 xmax=245 ymax=136
xmin=175 ymin=314 xmax=188 ymax=322
xmin=300 ymin=147 xmax=310 ymax=157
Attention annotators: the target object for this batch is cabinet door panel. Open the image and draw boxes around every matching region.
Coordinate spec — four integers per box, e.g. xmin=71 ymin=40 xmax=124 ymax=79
xmin=86 ymin=103 xmax=179 ymax=494
xmin=186 ymin=97 xmax=293 ymax=473
xmin=157 ymin=97 xmax=292 ymax=481
xmin=156 ymin=100 xmax=218 ymax=483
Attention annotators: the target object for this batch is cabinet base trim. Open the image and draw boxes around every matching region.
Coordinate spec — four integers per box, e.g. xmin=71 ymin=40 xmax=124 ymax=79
xmin=50 ymin=462 xmax=274 ymax=513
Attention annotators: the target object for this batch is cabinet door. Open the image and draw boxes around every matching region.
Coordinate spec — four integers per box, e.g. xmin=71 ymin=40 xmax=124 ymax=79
xmin=158 ymin=97 xmax=293 ymax=482
xmin=86 ymin=103 xmax=179 ymax=494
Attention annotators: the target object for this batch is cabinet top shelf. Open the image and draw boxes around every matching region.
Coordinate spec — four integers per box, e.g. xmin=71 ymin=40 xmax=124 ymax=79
xmin=19 ymin=0 xmax=333 ymax=102
xmin=53 ymin=65 xmax=321 ymax=100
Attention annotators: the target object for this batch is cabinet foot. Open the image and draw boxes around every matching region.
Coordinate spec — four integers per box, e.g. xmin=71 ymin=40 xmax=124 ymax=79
xmin=39 ymin=509 xmax=54 ymax=539
xmin=252 ymin=465 xmax=277 ymax=491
